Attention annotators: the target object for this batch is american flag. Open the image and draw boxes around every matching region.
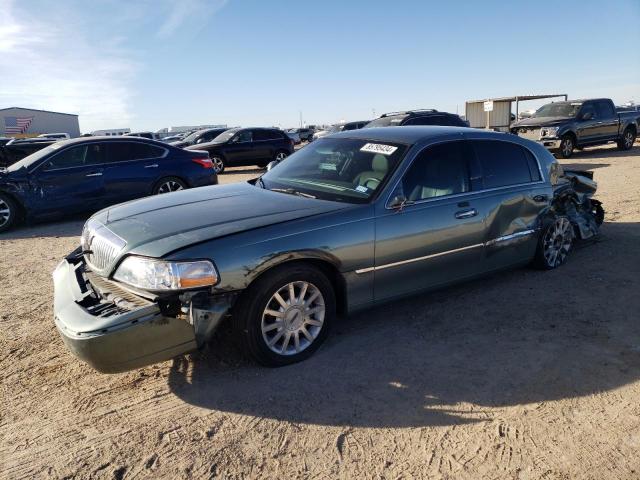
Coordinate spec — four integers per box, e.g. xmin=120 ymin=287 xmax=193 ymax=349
xmin=4 ymin=116 xmax=34 ymax=135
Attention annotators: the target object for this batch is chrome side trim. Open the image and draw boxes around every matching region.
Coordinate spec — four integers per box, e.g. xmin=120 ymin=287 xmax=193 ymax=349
xmin=355 ymin=243 xmax=484 ymax=274
xmin=485 ymin=229 xmax=536 ymax=246
xmin=355 ymin=229 xmax=537 ymax=274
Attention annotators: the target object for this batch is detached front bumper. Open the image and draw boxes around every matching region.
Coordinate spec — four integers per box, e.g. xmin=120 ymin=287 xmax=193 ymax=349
xmin=53 ymin=255 xmax=232 ymax=373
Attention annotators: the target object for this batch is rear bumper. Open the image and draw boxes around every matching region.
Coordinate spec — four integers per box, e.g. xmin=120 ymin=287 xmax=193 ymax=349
xmin=53 ymin=257 xmax=231 ymax=373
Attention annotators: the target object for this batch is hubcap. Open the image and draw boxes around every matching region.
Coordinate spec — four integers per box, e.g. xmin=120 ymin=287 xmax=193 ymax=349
xmin=625 ymin=131 xmax=633 ymax=148
xmin=562 ymin=138 xmax=573 ymax=156
xmin=543 ymin=217 xmax=573 ymax=267
xmin=276 ymin=152 xmax=287 ymax=161
xmin=157 ymin=181 xmax=183 ymax=194
xmin=212 ymin=157 xmax=224 ymax=173
xmin=0 ymin=199 xmax=10 ymax=227
xmin=261 ymin=281 xmax=325 ymax=356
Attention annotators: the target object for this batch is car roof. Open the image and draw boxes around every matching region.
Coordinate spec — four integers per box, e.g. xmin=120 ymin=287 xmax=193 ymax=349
xmin=328 ymin=125 xmax=474 ymax=144
xmin=42 ymin=136 xmax=166 ymax=148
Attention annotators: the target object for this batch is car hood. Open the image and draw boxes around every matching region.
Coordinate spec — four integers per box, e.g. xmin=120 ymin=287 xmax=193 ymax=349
xmin=511 ymin=116 xmax=572 ymax=128
xmin=91 ymin=182 xmax=350 ymax=261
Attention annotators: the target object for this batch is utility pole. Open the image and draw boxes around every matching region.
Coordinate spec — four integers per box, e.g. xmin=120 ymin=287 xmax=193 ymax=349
xmin=299 ymin=111 xmax=303 ymax=128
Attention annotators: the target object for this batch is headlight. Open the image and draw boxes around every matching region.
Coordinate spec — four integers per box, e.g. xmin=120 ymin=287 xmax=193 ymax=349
xmin=541 ymin=126 xmax=559 ymax=137
xmin=113 ymin=256 xmax=218 ymax=291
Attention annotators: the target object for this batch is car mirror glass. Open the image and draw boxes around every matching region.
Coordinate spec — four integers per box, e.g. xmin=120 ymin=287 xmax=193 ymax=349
xmin=389 ymin=195 xmax=409 ymax=209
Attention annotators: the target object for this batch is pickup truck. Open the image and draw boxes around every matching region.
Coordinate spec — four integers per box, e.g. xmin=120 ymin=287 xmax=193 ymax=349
xmin=511 ymin=98 xmax=639 ymax=158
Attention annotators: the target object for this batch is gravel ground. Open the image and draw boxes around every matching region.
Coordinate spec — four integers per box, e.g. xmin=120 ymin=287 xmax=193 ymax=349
xmin=1 ymin=145 xmax=639 ymax=479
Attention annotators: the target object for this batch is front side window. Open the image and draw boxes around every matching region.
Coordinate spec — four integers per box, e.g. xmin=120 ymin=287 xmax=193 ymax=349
xmin=261 ymin=137 xmax=407 ymax=203
xmin=395 ymin=141 xmax=470 ymax=202
xmin=233 ymin=130 xmax=253 ymax=143
xmin=45 ymin=143 xmax=105 ymax=170
xmin=473 ymin=140 xmax=535 ymax=189
xmin=580 ymin=104 xmax=597 ymax=119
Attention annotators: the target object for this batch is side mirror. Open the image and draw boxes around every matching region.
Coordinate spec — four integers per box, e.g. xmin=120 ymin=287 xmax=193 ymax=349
xmin=266 ymin=160 xmax=279 ymax=171
xmin=389 ymin=195 xmax=411 ymax=209
xmin=582 ymin=112 xmax=593 ymax=120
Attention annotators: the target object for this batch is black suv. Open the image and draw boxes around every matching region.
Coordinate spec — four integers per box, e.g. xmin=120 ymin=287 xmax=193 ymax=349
xmin=169 ymin=128 xmax=230 ymax=148
xmin=185 ymin=127 xmax=294 ymax=173
xmin=364 ymin=109 xmax=469 ymax=128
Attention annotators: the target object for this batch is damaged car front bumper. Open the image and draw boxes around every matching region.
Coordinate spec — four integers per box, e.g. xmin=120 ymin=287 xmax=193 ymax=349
xmin=53 ymin=251 xmax=234 ymax=373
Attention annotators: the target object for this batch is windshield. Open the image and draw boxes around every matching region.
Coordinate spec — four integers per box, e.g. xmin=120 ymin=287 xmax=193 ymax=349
xmin=363 ymin=115 xmax=407 ymax=128
xmin=6 ymin=143 xmax=63 ymax=172
xmin=181 ymin=129 xmax=208 ymax=143
xmin=210 ymin=129 xmax=239 ymax=144
xmin=533 ymin=102 xmax=582 ymax=118
xmin=260 ymin=137 xmax=407 ymax=203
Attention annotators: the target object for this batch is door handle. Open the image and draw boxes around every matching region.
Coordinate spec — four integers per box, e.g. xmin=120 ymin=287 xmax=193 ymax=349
xmin=532 ymin=194 xmax=548 ymax=203
xmin=85 ymin=172 xmax=103 ymax=177
xmin=144 ymin=164 xmax=159 ymax=168
xmin=455 ymin=208 xmax=477 ymax=219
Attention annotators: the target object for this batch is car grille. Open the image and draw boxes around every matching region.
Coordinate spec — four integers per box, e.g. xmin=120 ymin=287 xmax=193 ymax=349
xmin=516 ymin=127 xmax=541 ymax=141
xmin=81 ymin=220 xmax=126 ymax=273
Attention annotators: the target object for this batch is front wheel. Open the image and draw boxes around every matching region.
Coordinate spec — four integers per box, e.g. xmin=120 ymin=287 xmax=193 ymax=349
xmin=559 ymin=135 xmax=574 ymax=158
xmin=617 ymin=128 xmax=636 ymax=151
xmin=533 ymin=216 xmax=574 ymax=270
xmin=153 ymin=177 xmax=187 ymax=195
xmin=0 ymin=194 xmax=19 ymax=233
xmin=233 ymin=264 xmax=336 ymax=366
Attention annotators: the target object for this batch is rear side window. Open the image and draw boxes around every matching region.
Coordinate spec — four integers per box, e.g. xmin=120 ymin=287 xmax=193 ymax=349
xmin=473 ymin=140 xmax=536 ymax=188
xmin=133 ymin=143 xmax=164 ymax=159
xmin=595 ymin=101 xmax=614 ymax=118
xmin=397 ymin=141 xmax=471 ymax=201
xmin=254 ymin=129 xmax=283 ymax=141
xmin=107 ymin=142 xmax=136 ymax=162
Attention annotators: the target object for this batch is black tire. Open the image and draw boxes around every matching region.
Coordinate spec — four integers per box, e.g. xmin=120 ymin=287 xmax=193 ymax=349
xmin=153 ymin=176 xmax=187 ymax=195
xmin=0 ymin=193 xmax=19 ymax=233
xmin=558 ymin=134 xmax=575 ymax=158
xmin=274 ymin=150 xmax=289 ymax=162
xmin=532 ymin=215 xmax=574 ymax=270
xmin=256 ymin=161 xmax=269 ymax=168
xmin=211 ymin=156 xmax=225 ymax=174
xmin=233 ymin=263 xmax=336 ymax=367
xmin=617 ymin=127 xmax=636 ymax=151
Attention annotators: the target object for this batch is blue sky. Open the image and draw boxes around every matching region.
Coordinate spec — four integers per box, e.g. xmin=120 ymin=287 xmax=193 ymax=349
xmin=1 ymin=0 xmax=639 ymax=132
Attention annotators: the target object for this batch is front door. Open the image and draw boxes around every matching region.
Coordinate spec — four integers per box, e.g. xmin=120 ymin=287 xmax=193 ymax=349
xmin=575 ymin=103 xmax=600 ymax=145
xmin=373 ymin=141 xmax=486 ymax=302
xmin=31 ymin=143 xmax=107 ymax=217
xmin=225 ymin=130 xmax=254 ymax=166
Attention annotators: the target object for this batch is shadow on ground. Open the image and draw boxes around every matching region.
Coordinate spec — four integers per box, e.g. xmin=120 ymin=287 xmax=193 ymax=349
xmin=0 ymin=215 xmax=86 ymax=240
xmin=168 ymin=222 xmax=640 ymax=428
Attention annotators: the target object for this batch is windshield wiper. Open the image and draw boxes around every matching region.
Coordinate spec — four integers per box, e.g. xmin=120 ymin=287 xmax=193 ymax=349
xmin=270 ymin=187 xmax=316 ymax=199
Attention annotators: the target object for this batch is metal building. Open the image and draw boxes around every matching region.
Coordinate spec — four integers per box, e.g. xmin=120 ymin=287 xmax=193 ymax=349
xmin=465 ymin=94 xmax=568 ymax=131
xmin=0 ymin=107 xmax=81 ymax=138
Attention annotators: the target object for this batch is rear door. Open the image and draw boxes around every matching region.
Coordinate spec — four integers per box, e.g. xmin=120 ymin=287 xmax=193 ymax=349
xmin=469 ymin=139 xmax=551 ymax=271
xmin=252 ymin=129 xmax=275 ymax=161
xmin=373 ymin=141 xmax=486 ymax=301
xmin=103 ymin=141 xmax=168 ymax=203
xmin=31 ymin=143 xmax=107 ymax=216
xmin=594 ymin=100 xmax=619 ymax=141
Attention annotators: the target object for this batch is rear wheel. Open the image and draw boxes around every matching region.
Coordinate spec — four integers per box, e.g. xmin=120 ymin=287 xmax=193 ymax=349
xmin=233 ymin=264 xmax=336 ymax=366
xmin=153 ymin=177 xmax=187 ymax=195
xmin=559 ymin=135 xmax=574 ymax=158
xmin=617 ymin=127 xmax=636 ymax=151
xmin=533 ymin=216 xmax=574 ymax=269
xmin=274 ymin=150 xmax=289 ymax=162
xmin=0 ymin=194 xmax=18 ymax=233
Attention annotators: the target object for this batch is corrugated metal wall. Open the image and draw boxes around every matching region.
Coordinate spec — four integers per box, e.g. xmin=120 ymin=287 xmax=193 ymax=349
xmin=1 ymin=108 xmax=81 ymax=138
xmin=465 ymin=101 xmax=512 ymax=130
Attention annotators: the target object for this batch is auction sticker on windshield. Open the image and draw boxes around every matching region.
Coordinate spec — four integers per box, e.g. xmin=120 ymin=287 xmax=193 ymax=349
xmin=360 ymin=143 xmax=398 ymax=155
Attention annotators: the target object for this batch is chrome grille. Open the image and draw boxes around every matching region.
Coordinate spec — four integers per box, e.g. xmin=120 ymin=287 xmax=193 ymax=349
xmin=516 ymin=127 xmax=541 ymax=141
xmin=81 ymin=220 xmax=126 ymax=273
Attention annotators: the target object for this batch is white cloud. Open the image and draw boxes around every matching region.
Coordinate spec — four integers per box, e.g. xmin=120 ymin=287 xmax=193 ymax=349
xmin=157 ymin=0 xmax=228 ymax=37
xmin=0 ymin=0 xmax=137 ymax=133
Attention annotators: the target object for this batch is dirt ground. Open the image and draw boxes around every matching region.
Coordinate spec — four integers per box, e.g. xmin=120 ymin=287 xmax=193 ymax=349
xmin=1 ymin=144 xmax=639 ymax=479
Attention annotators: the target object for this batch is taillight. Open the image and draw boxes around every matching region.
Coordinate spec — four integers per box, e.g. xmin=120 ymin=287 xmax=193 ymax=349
xmin=192 ymin=157 xmax=213 ymax=169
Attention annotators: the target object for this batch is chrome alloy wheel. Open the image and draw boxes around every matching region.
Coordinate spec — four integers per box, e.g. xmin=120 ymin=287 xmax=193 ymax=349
xmin=0 ymin=198 xmax=10 ymax=228
xmin=212 ymin=157 xmax=224 ymax=173
xmin=561 ymin=137 xmax=573 ymax=157
xmin=275 ymin=151 xmax=288 ymax=161
xmin=261 ymin=281 xmax=325 ymax=356
xmin=157 ymin=180 xmax=184 ymax=194
xmin=624 ymin=130 xmax=634 ymax=149
xmin=543 ymin=217 xmax=573 ymax=268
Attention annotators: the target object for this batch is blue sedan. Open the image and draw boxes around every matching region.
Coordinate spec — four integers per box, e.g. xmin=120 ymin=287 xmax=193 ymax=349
xmin=0 ymin=137 xmax=217 ymax=232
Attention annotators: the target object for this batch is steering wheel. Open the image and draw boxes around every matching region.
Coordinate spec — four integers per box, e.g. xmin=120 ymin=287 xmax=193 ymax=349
xmin=361 ymin=178 xmax=381 ymax=190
